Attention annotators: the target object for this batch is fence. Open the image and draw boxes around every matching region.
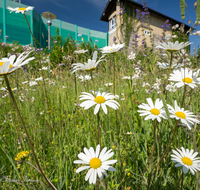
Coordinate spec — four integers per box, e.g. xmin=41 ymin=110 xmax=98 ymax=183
xmin=0 ymin=0 xmax=108 ymax=48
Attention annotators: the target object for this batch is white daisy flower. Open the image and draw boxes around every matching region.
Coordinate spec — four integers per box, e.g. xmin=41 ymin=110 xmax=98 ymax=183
xmin=137 ymin=98 xmax=167 ymax=122
xmin=126 ymin=132 xmax=134 ymax=135
xmin=127 ymin=51 xmax=136 ymax=60
xmin=100 ymin=43 xmax=125 ymax=54
xmin=74 ymin=49 xmax=88 ymax=54
xmin=169 ymin=68 xmax=200 ymax=88
xmin=79 ymin=91 xmax=120 ymax=115
xmin=156 ymin=41 xmax=191 ymax=52
xmin=157 ymin=62 xmax=184 ymax=69
xmin=39 ymin=66 xmax=49 ymax=71
xmin=29 ymin=81 xmax=38 ymax=87
xmin=7 ymin=6 xmax=34 ymax=14
xmin=78 ymin=75 xmax=92 ymax=81
xmin=71 ymin=51 xmax=105 ymax=73
xmin=35 ymin=77 xmax=43 ymax=81
xmin=104 ymin=83 xmax=113 ymax=87
xmin=74 ymin=144 xmax=117 ymax=184
xmin=171 ymin=147 xmax=200 ymax=175
xmin=0 ymin=51 xmax=34 ymax=76
xmin=167 ymin=100 xmax=199 ymax=130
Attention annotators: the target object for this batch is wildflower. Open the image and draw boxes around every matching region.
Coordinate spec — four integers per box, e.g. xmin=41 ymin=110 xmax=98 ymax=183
xmin=104 ymin=83 xmax=113 ymax=87
xmin=39 ymin=66 xmax=49 ymax=71
xmin=15 ymin=151 xmax=30 ymax=161
xmin=29 ymin=81 xmax=37 ymax=86
xmin=165 ymin=34 xmax=171 ymax=41
xmin=157 ymin=62 xmax=183 ymax=69
xmin=171 ymin=147 xmax=200 ymax=175
xmin=35 ymin=77 xmax=43 ymax=81
xmin=78 ymin=33 xmax=82 ymax=37
xmin=167 ymin=100 xmax=199 ymax=130
xmin=74 ymin=49 xmax=88 ymax=54
xmin=156 ymin=41 xmax=191 ymax=52
xmin=166 ymin=82 xmax=177 ymax=92
xmin=127 ymin=51 xmax=136 ymax=60
xmin=7 ymin=6 xmax=34 ymax=14
xmin=137 ymin=98 xmax=167 ymax=122
xmin=74 ymin=144 xmax=117 ymax=184
xmin=0 ymin=51 xmax=34 ymax=76
xmin=100 ymin=43 xmax=125 ymax=54
xmin=169 ymin=68 xmax=200 ymax=88
xmin=79 ymin=91 xmax=120 ymax=115
xmin=78 ymin=75 xmax=92 ymax=82
xmin=71 ymin=51 xmax=105 ymax=73
xmin=126 ymin=132 xmax=134 ymax=134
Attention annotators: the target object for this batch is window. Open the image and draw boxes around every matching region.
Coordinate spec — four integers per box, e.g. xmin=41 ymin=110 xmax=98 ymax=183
xmin=144 ymin=30 xmax=150 ymax=35
xmin=109 ymin=17 xmax=116 ymax=31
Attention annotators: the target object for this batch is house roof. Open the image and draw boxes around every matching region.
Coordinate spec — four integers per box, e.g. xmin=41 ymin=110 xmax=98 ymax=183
xmin=100 ymin=0 xmax=191 ymax=30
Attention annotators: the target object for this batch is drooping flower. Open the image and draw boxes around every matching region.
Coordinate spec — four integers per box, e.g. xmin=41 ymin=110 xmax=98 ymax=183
xmin=169 ymin=68 xmax=200 ymax=88
xmin=137 ymin=98 xmax=167 ymax=122
xmin=0 ymin=51 xmax=34 ymax=76
xmin=100 ymin=43 xmax=125 ymax=54
xmin=7 ymin=6 xmax=34 ymax=14
xmin=74 ymin=144 xmax=117 ymax=184
xmin=71 ymin=51 xmax=105 ymax=73
xmin=79 ymin=91 xmax=120 ymax=115
xmin=167 ymin=100 xmax=199 ymax=130
xmin=171 ymin=147 xmax=200 ymax=175
xmin=156 ymin=41 xmax=191 ymax=52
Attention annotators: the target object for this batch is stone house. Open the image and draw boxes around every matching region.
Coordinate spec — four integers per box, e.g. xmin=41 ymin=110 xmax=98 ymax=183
xmin=100 ymin=0 xmax=191 ymax=51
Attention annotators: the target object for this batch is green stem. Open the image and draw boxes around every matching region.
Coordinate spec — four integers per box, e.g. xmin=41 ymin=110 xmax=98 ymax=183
xmin=4 ymin=75 xmax=57 ymax=190
xmin=97 ymin=112 xmax=101 ymax=147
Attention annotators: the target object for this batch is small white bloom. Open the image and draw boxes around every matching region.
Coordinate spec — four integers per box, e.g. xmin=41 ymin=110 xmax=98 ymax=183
xmin=171 ymin=147 xmax=200 ymax=175
xmin=29 ymin=81 xmax=38 ymax=86
xmin=74 ymin=49 xmax=88 ymax=54
xmin=7 ymin=6 xmax=34 ymax=14
xmin=169 ymin=68 xmax=200 ymax=88
xmin=35 ymin=77 xmax=43 ymax=81
xmin=127 ymin=51 xmax=136 ymax=60
xmin=137 ymin=98 xmax=167 ymax=122
xmin=79 ymin=91 xmax=120 ymax=115
xmin=168 ymin=100 xmax=199 ymax=130
xmin=100 ymin=43 xmax=125 ymax=54
xmin=156 ymin=41 xmax=191 ymax=52
xmin=74 ymin=144 xmax=117 ymax=184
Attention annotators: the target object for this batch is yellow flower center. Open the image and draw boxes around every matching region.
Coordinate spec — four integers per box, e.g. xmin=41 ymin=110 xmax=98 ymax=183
xmin=167 ymin=49 xmax=179 ymax=52
xmin=150 ymin=108 xmax=160 ymax=115
xmin=175 ymin=111 xmax=186 ymax=119
xmin=89 ymin=158 xmax=102 ymax=169
xmin=18 ymin=7 xmax=26 ymax=11
xmin=85 ymin=67 xmax=95 ymax=72
xmin=182 ymin=77 xmax=193 ymax=83
xmin=94 ymin=96 xmax=105 ymax=104
xmin=110 ymin=48 xmax=113 ymax=51
xmin=182 ymin=157 xmax=192 ymax=166
xmin=0 ymin=62 xmax=13 ymax=70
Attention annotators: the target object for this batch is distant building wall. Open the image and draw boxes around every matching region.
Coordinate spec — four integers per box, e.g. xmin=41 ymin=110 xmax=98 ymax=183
xmin=0 ymin=0 xmax=108 ymax=48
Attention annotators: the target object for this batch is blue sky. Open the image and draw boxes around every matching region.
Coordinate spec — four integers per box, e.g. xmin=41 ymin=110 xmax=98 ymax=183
xmin=21 ymin=0 xmax=199 ymax=51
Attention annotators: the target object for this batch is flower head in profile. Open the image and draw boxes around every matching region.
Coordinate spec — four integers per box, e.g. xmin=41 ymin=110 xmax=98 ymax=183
xmin=0 ymin=51 xmax=34 ymax=76
xmin=100 ymin=43 xmax=125 ymax=54
xmin=74 ymin=144 xmax=117 ymax=184
xmin=79 ymin=91 xmax=120 ymax=115
xmin=71 ymin=51 xmax=105 ymax=73
xmin=156 ymin=41 xmax=191 ymax=52
xmin=7 ymin=6 xmax=34 ymax=14
xmin=167 ymin=100 xmax=199 ymax=130
xmin=137 ymin=98 xmax=167 ymax=122
xmin=74 ymin=49 xmax=88 ymax=54
xmin=171 ymin=147 xmax=200 ymax=175
xmin=157 ymin=62 xmax=183 ymax=69
xmin=169 ymin=68 xmax=200 ymax=88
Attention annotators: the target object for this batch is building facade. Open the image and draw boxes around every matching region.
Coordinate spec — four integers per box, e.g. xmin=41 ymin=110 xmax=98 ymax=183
xmin=100 ymin=0 xmax=191 ymax=51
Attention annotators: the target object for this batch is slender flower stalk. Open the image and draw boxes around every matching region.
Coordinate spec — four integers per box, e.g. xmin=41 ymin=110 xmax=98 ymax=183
xmin=4 ymin=75 xmax=57 ymax=190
